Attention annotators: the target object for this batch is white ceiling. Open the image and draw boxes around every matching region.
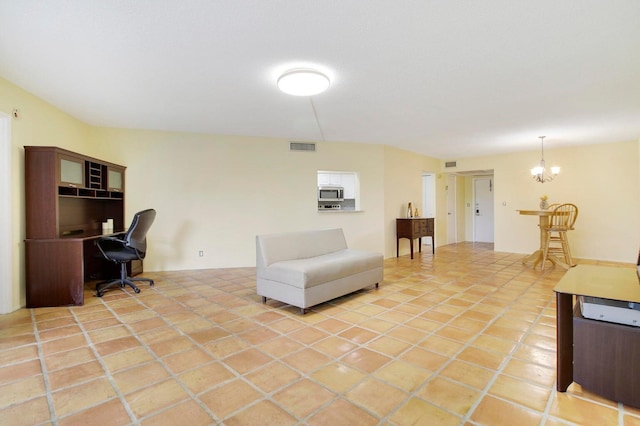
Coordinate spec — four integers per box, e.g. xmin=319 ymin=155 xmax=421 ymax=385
xmin=1 ymin=1 xmax=639 ymax=159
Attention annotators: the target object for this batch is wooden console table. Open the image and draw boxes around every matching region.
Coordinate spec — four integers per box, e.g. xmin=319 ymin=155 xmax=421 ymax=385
xmin=396 ymin=218 xmax=434 ymax=259
xmin=553 ymin=265 xmax=640 ymax=407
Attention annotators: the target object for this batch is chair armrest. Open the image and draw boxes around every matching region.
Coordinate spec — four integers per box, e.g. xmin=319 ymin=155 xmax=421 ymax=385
xmin=97 ymin=235 xmax=125 ymax=243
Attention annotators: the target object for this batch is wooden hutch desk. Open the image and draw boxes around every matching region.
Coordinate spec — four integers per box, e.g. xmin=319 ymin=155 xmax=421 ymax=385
xmin=24 ymin=146 xmax=131 ymax=307
xmin=396 ymin=218 xmax=435 ymax=259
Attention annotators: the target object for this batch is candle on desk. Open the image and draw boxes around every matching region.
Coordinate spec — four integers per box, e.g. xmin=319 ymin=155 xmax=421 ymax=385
xmin=102 ymin=222 xmax=109 ymax=234
xmin=106 ymin=218 xmax=114 ymax=231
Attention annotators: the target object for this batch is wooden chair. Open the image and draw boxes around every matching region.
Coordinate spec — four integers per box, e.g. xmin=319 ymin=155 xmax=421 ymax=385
xmin=541 ymin=203 xmax=578 ymax=268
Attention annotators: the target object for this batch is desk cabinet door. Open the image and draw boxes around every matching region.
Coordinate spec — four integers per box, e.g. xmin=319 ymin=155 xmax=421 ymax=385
xmin=26 ymin=239 xmax=84 ymax=307
xmin=574 ymin=310 xmax=640 ymax=408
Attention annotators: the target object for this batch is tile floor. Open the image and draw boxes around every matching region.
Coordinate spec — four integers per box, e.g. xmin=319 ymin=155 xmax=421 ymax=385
xmin=1 ymin=242 xmax=640 ymax=425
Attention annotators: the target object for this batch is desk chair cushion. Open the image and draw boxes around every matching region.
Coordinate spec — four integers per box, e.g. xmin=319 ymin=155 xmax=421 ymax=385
xmin=96 ymin=209 xmax=156 ymax=296
xmin=98 ymin=236 xmax=143 ymax=262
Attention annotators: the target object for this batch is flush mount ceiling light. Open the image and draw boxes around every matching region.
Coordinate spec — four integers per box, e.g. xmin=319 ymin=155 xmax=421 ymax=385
xmin=531 ymin=136 xmax=560 ymax=183
xmin=277 ymin=69 xmax=330 ymax=96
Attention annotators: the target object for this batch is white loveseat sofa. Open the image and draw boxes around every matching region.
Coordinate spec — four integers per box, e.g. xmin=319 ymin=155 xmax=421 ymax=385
xmin=256 ymin=228 xmax=383 ymax=314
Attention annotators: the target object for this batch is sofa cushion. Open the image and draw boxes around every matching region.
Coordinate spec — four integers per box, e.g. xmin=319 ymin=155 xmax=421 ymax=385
xmin=262 ymin=249 xmax=383 ymax=289
xmin=257 ymin=228 xmax=347 ymax=267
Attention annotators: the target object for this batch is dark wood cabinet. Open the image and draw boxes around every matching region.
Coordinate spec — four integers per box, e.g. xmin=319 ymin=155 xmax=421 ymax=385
xmin=554 ymin=265 xmax=640 ymax=408
xmin=24 ymin=146 xmax=129 ymax=307
xmin=396 ymin=218 xmax=434 ymax=259
xmin=573 ymin=303 xmax=640 ymax=408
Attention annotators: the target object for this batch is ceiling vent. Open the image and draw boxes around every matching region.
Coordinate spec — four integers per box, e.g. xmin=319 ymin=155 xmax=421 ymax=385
xmin=289 ymin=141 xmax=316 ymax=152
xmin=445 ymin=161 xmax=457 ymax=168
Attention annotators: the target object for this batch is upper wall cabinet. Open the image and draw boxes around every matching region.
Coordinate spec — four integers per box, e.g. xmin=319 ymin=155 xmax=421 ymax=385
xmin=59 ymin=154 xmax=85 ymax=187
xmin=107 ymin=167 xmax=124 ymax=192
xmin=25 ymin=146 xmax=126 ymax=239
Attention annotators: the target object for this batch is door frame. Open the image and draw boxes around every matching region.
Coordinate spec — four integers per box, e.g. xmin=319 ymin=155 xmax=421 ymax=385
xmin=422 ymin=173 xmax=436 ymax=247
xmin=472 ymin=176 xmax=495 ymax=243
xmin=0 ymin=113 xmax=12 ymax=313
xmin=446 ymin=174 xmax=457 ymax=244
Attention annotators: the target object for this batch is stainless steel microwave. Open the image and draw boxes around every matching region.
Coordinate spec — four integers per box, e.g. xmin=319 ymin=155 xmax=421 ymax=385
xmin=318 ymin=185 xmax=344 ymax=201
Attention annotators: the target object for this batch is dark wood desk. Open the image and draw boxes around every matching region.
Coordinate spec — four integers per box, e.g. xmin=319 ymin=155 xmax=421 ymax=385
xmin=396 ymin=218 xmax=434 ymax=259
xmin=554 ymin=265 xmax=640 ymax=407
xmin=24 ymin=146 xmax=128 ymax=307
xmin=25 ymin=231 xmax=142 ymax=308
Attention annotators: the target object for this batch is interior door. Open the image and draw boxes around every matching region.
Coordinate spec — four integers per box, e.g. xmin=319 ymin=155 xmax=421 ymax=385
xmin=422 ymin=173 xmax=435 ymax=248
xmin=447 ymin=174 xmax=457 ymax=244
xmin=473 ymin=177 xmax=494 ymax=243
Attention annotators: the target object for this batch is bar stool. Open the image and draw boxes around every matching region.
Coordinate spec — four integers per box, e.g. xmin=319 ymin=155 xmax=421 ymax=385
xmin=541 ymin=203 xmax=578 ymax=268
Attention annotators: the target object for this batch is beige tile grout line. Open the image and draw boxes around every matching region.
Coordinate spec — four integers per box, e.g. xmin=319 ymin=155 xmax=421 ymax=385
xmin=30 ymin=309 xmax=58 ymax=425
xmin=100 ymin=277 xmax=325 ymax=423
xmin=91 ymin=286 xmax=226 ymax=424
xmin=37 ymin=256 xmax=614 ymax=424
xmin=245 ymin=253 xmax=552 ymax=421
xmin=64 ymin=302 xmax=141 ymax=424
xmin=247 ymin=255 xmax=543 ymax=423
xmin=224 ymin=262 xmax=632 ymax=424
xmin=383 ymin=263 xmax=555 ymax=424
xmin=263 ymin=256 xmax=544 ymax=423
xmin=7 ymin=253 xmax=631 ymax=424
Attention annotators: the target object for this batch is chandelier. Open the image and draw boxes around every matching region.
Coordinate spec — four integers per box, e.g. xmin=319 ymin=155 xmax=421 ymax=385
xmin=531 ymin=136 xmax=560 ymax=183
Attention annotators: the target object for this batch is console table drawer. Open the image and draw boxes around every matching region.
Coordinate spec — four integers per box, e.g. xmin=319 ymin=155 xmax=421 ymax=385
xmin=412 ymin=220 xmax=427 ymax=236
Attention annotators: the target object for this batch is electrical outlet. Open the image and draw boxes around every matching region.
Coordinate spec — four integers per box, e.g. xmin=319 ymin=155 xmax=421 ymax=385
xmin=198 ymin=250 xmax=204 ymax=257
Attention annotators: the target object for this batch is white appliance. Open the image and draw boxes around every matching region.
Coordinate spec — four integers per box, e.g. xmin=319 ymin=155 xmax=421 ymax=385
xmin=579 ymin=296 xmax=640 ymax=327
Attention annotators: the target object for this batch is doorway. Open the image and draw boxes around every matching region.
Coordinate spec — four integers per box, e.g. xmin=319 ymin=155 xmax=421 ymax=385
xmin=422 ymin=173 xmax=435 ymax=249
xmin=0 ymin=114 xmax=12 ymax=314
xmin=446 ymin=174 xmax=457 ymax=244
xmin=473 ymin=177 xmax=494 ymax=243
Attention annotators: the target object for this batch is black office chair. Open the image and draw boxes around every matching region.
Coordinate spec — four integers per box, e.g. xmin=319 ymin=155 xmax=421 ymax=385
xmin=95 ymin=209 xmax=156 ymax=297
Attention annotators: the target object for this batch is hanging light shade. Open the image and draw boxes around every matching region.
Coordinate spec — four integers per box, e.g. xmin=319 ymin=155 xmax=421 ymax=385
xmin=277 ymin=69 xmax=330 ymax=96
xmin=531 ymin=136 xmax=560 ymax=183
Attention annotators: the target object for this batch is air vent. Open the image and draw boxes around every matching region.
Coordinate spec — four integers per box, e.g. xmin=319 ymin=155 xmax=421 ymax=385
xmin=289 ymin=142 xmax=316 ymax=152
xmin=445 ymin=161 xmax=457 ymax=168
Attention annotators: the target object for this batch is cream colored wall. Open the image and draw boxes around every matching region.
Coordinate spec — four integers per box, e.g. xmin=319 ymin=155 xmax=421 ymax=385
xmin=91 ymin=127 xmax=395 ymax=271
xmin=1 ymin=76 xmax=92 ymax=310
xmin=382 ymin=145 xmax=441 ymax=258
xmin=448 ymin=141 xmax=640 ymax=263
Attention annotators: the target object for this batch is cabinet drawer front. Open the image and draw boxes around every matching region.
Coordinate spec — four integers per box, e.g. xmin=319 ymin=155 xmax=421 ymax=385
xmin=412 ymin=220 xmax=427 ymax=235
xmin=426 ymin=220 xmax=434 ymax=233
